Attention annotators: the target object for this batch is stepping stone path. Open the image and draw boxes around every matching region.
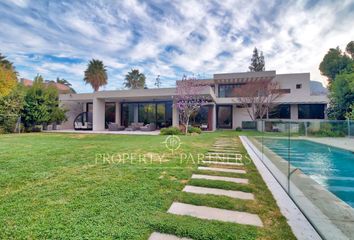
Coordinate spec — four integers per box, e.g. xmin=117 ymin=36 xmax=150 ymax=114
xmin=149 ymin=137 xmax=263 ymax=239
xmin=183 ymin=185 xmax=254 ymax=200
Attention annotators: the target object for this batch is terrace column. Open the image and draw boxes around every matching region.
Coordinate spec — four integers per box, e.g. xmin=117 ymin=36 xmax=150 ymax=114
xmin=134 ymin=104 xmax=139 ymax=123
xmin=115 ymin=101 xmax=121 ymax=125
xmin=93 ymin=98 xmax=105 ymax=131
xmin=172 ymin=100 xmax=179 ymax=127
xmin=290 ymin=104 xmax=298 ymax=120
xmin=212 ymin=104 xmax=217 ymax=131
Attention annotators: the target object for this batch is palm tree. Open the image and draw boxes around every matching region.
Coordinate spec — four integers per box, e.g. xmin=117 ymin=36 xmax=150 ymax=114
xmin=124 ymin=69 xmax=146 ymax=89
xmin=0 ymin=53 xmax=13 ymax=70
xmin=56 ymin=77 xmax=76 ymax=93
xmin=84 ymin=59 xmax=107 ymax=92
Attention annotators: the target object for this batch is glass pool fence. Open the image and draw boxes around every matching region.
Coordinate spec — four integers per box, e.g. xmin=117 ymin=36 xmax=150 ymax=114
xmin=244 ymin=120 xmax=354 ymax=240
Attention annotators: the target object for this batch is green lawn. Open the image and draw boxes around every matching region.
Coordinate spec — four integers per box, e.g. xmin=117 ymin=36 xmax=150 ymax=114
xmin=0 ymin=131 xmax=295 ymax=239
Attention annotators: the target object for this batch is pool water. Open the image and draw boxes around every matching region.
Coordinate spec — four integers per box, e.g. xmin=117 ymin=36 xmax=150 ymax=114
xmin=262 ymin=138 xmax=354 ymax=208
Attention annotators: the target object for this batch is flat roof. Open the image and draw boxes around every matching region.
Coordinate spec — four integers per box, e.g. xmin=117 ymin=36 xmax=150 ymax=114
xmin=59 ymin=86 xmax=216 ymax=102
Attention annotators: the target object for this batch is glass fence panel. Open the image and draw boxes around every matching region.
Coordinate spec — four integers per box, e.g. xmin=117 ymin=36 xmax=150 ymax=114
xmin=246 ymin=120 xmax=354 ymax=240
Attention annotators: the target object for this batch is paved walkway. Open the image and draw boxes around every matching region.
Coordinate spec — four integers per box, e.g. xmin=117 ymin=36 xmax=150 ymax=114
xmin=148 ymin=137 xmax=263 ymax=239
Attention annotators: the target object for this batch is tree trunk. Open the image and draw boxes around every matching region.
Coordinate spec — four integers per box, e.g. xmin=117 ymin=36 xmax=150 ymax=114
xmin=185 ymin=119 xmax=189 ymax=135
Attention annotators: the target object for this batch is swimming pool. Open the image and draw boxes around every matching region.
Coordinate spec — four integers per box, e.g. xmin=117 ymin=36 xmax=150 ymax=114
xmin=262 ymin=138 xmax=354 ymax=208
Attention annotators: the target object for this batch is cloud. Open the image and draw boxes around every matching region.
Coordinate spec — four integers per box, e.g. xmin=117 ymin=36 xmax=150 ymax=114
xmin=0 ymin=0 xmax=353 ymax=93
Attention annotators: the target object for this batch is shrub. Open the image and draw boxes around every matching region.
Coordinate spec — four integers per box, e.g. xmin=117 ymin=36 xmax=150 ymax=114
xmin=188 ymin=126 xmax=202 ymax=134
xmin=160 ymin=127 xmax=182 ymax=135
xmin=235 ymin=127 xmax=242 ymax=131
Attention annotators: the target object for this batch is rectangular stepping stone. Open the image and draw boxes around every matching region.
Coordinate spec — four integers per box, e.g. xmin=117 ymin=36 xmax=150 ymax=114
xmin=204 ymin=156 xmax=242 ymax=161
xmin=168 ymin=202 xmax=263 ymax=227
xmin=198 ymin=166 xmax=246 ymax=174
xmin=149 ymin=232 xmax=192 ymax=240
xmin=183 ymin=185 xmax=254 ymax=200
xmin=202 ymin=160 xmax=244 ymax=166
xmin=207 ymin=152 xmax=239 ymax=155
xmin=192 ymin=174 xmax=248 ymax=184
xmin=208 ymin=149 xmax=240 ymax=153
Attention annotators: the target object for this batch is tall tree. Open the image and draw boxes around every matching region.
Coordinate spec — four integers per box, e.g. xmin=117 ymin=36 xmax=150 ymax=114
xmin=0 ymin=65 xmax=17 ymax=97
xmin=175 ymin=76 xmax=208 ymax=135
xmin=319 ymin=47 xmax=352 ymax=82
xmin=124 ymin=69 xmax=146 ymax=89
xmin=233 ymin=80 xmax=283 ymax=120
xmin=346 ymin=41 xmax=354 ymax=59
xmin=249 ymin=47 xmax=265 ymax=72
xmin=84 ymin=59 xmax=108 ymax=92
xmin=327 ymin=68 xmax=354 ymax=119
xmin=154 ymin=75 xmax=161 ymax=88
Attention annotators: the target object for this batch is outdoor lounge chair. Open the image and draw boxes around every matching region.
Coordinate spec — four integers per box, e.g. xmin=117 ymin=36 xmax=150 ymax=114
xmin=125 ymin=122 xmax=144 ymax=131
xmin=140 ymin=123 xmax=156 ymax=131
xmin=108 ymin=123 xmax=125 ymax=131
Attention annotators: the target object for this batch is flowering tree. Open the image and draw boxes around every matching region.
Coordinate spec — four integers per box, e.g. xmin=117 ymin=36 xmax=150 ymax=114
xmin=175 ymin=76 xmax=209 ymax=135
xmin=233 ymin=80 xmax=283 ymax=120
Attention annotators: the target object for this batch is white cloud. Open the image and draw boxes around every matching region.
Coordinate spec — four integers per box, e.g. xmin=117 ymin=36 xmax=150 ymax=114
xmin=0 ymin=0 xmax=353 ymax=92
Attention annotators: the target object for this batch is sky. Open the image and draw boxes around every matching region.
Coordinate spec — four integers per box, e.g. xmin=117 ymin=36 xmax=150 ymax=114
xmin=1 ymin=0 xmax=353 ymax=93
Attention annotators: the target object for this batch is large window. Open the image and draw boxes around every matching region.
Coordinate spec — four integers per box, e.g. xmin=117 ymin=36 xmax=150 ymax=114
xmin=217 ymin=105 xmax=232 ymax=128
xmin=269 ymin=104 xmax=291 ymax=119
xmin=121 ymin=102 xmax=172 ymax=128
xmin=190 ymin=106 xmax=210 ymax=127
xmin=218 ymin=84 xmax=244 ymax=97
xmin=298 ymin=104 xmax=325 ymax=119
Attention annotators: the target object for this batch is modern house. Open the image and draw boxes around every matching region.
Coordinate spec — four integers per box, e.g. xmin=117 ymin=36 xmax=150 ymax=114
xmin=59 ymin=71 xmax=328 ymax=131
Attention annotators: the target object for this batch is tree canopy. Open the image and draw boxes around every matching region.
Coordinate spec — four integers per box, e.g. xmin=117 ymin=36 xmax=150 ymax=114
xmin=84 ymin=59 xmax=108 ymax=92
xmin=0 ymin=65 xmax=17 ymax=97
xmin=319 ymin=47 xmax=352 ymax=82
xmin=320 ymin=41 xmax=354 ymax=119
xmin=249 ymin=47 xmax=265 ymax=72
xmin=124 ymin=69 xmax=146 ymax=89
xmin=346 ymin=41 xmax=354 ymax=59
xmin=0 ymin=53 xmax=17 ymax=97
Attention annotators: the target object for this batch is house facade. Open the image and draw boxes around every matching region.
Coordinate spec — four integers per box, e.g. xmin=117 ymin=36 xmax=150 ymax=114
xmin=59 ymin=71 xmax=328 ymax=131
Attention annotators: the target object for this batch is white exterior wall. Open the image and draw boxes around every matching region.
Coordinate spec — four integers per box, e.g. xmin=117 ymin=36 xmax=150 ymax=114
xmin=273 ymin=73 xmax=327 ymax=104
xmin=233 ymin=106 xmax=252 ymax=129
xmin=60 ymin=101 xmax=84 ymax=130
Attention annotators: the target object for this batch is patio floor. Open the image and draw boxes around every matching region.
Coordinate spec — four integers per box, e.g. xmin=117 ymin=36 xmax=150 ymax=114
xmin=44 ymin=129 xmax=161 ymax=135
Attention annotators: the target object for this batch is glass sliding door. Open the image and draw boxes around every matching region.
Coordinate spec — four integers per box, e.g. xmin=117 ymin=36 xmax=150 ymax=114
xmin=217 ymin=105 xmax=232 ymax=129
xmin=122 ymin=103 xmax=135 ymax=127
xmin=138 ymin=103 xmax=156 ymax=124
xmin=121 ymin=101 xmax=172 ymax=128
xmin=190 ymin=106 xmax=209 ymax=127
xmin=105 ymin=103 xmax=115 ymax=128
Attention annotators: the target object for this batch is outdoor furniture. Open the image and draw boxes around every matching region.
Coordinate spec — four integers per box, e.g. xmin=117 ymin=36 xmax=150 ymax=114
xmin=108 ymin=123 xmax=125 ymax=131
xmin=126 ymin=122 xmax=144 ymax=131
xmin=74 ymin=121 xmax=92 ymax=130
xmin=200 ymin=124 xmax=208 ymax=131
xmin=141 ymin=123 xmax=156 ymax=131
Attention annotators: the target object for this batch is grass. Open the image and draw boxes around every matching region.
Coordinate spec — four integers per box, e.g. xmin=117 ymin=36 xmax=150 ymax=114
xmin=0 ymin=131 xmax=295 ymax=239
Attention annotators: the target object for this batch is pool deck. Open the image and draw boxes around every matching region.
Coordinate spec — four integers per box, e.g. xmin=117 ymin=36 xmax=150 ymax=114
xmin=302 ymin=137 xmax=354 ymax=152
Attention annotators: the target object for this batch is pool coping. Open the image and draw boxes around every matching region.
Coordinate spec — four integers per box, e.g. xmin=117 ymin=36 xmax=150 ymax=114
xmin=240 ymin=136 xmax=351 ymax=240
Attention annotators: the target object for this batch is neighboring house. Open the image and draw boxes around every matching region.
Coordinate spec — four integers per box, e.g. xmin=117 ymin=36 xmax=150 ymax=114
xmin=20 ymin=78 xmax=73 ymax=94
xmin=59 ymin=71 xmax=328 ymax=131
